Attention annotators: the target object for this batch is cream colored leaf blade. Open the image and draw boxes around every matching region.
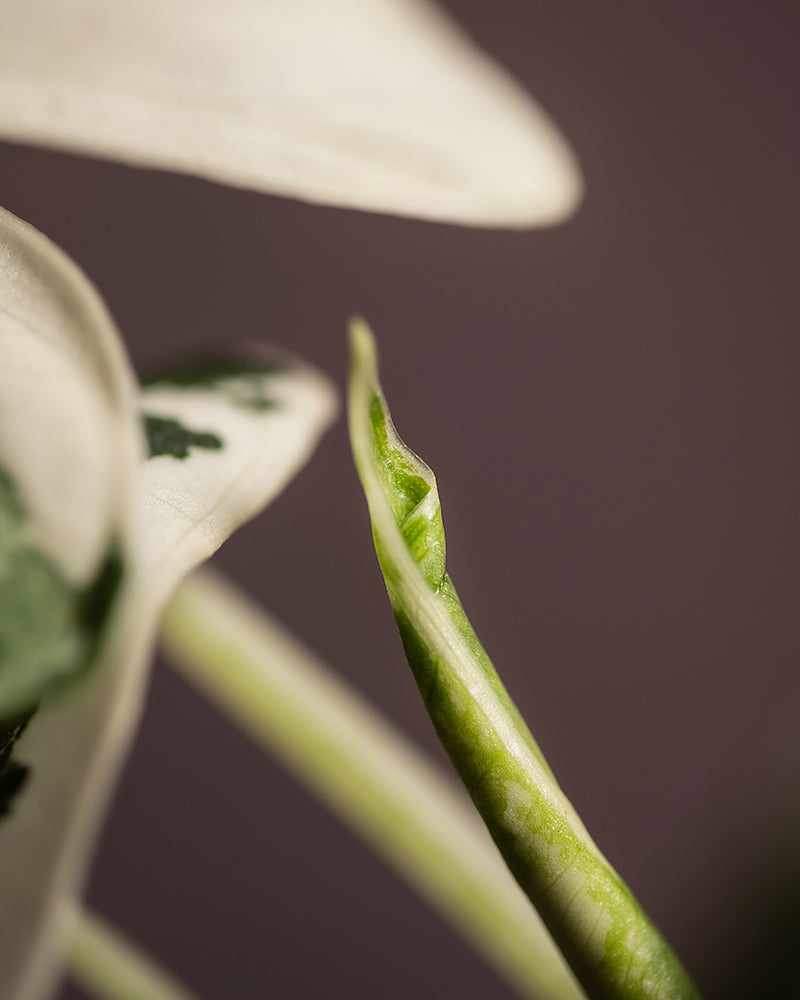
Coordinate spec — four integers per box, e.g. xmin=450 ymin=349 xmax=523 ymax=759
xmin=0 ymin=0 xmax=582 ymax=227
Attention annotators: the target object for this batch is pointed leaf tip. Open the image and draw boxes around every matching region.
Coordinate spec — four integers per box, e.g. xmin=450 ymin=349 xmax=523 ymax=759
xmin=348 ymin=322 xmax=702 ymax=1000
xmin=348 ymin=318 xmax=377 ymax=372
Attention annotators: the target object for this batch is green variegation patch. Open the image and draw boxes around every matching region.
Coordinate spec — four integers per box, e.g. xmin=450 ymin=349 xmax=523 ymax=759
xmin=0 ymin=717 xmax=32 ymax=819
xmin=348 ymin=320 xmax=701 ymax=1000
xmin=143 ymin=415 xmax=224 ymax=460
xmin=145 ymin=357 xmax=284 ymax=413
xmin=0 ymin=467 xmax=83 ymax=717
xmin=0 ymin=465 xmax=125 ymax=727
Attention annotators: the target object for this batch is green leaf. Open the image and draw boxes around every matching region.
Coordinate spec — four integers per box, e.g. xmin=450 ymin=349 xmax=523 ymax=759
xmin=0 ymin=0 xmax=581 ymax=228
xmin=0 ymin=207 xmax=337 ymax=1000
xmin=348 ymin=319 xmax=701 ymax=1000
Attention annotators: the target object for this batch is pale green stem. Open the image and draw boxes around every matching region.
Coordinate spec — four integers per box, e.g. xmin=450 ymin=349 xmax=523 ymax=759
xmin=61 ymin=902 xmax=203 ymax=1000
xmin=161 ymin=567 xmax=585 ymax=1000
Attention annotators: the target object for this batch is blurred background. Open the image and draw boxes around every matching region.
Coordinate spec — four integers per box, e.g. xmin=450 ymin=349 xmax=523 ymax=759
xmin=2 ymin=1 xmax=799 ymax=997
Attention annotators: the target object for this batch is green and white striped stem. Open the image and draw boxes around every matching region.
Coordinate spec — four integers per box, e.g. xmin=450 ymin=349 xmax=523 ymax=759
xmin=347 ymin=319 xmax=701 ymax=1000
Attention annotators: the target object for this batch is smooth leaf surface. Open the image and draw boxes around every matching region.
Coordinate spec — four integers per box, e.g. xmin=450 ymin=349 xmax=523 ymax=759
xmin=0 ymin=0 xmax=581 ymax=228
xmin=0 ymin=206 xmax=139 ymax=722
xmin=0 ymin=206 xmax=140 ymax=1000
xmin=348 ymin=320 xmax=701 ymax=1000
xmin=0 ymin=208 xmax=337 ymax=1000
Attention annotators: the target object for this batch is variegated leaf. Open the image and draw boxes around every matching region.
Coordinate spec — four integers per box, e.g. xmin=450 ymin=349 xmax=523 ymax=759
xmin=0 ymin=207 xmax=337 ymax=1000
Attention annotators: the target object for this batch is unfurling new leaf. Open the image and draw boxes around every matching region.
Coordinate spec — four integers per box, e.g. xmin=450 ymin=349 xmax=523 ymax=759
xmin=348 ymin=319 xmax=701 ymax=1000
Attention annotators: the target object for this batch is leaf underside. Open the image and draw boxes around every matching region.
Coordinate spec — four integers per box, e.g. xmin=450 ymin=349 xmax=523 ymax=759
xmin=0 ymin=0 xmax=581 ymax=227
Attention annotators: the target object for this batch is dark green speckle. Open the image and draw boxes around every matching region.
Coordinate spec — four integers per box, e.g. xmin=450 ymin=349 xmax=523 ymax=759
xmin=143 ymin=356 xmax=285 ymax=412
xmin=0 ymin=715 xmax=32 ymax=819
xmin=144 ymin=414 xmax=224 ymax=460
xmin=0 ymin=469 xmax=86 ymax=719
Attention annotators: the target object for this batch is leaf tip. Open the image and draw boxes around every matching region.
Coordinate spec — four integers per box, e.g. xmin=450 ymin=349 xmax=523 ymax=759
xmin=348 ymin=316 xmax=376 ymax=371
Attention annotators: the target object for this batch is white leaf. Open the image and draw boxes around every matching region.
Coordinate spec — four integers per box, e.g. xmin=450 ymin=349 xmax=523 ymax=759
xmin=0 ymin=210 xmax=338 ymax=1000
xmin=0 ymin=0 xmax=582 ymax=227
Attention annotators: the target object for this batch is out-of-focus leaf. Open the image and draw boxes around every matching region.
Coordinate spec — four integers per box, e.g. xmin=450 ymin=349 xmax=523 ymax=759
xmin=0 ymin=207 xmax=138 ymax=722
xmin=0 ymin=0 xmax=581 ymax=227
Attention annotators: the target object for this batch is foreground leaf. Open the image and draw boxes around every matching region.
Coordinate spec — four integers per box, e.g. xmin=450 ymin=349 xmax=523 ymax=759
xmin=0 ymin=206 xmax=140 ymax=1000
xmin=0 ymin=207 xmax=139 ymax=723
xmin=0 ymin=0 xmax=581 ymax=228
xmin=0 ymin=206 xmax=337 ymax=1000
xmin=348 ymin=320 xmax=700 ymax=1000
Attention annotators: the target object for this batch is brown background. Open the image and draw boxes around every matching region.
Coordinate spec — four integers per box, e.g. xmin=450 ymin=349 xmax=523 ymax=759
xmin=2 ymin=2 xmax=799 ymax=997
